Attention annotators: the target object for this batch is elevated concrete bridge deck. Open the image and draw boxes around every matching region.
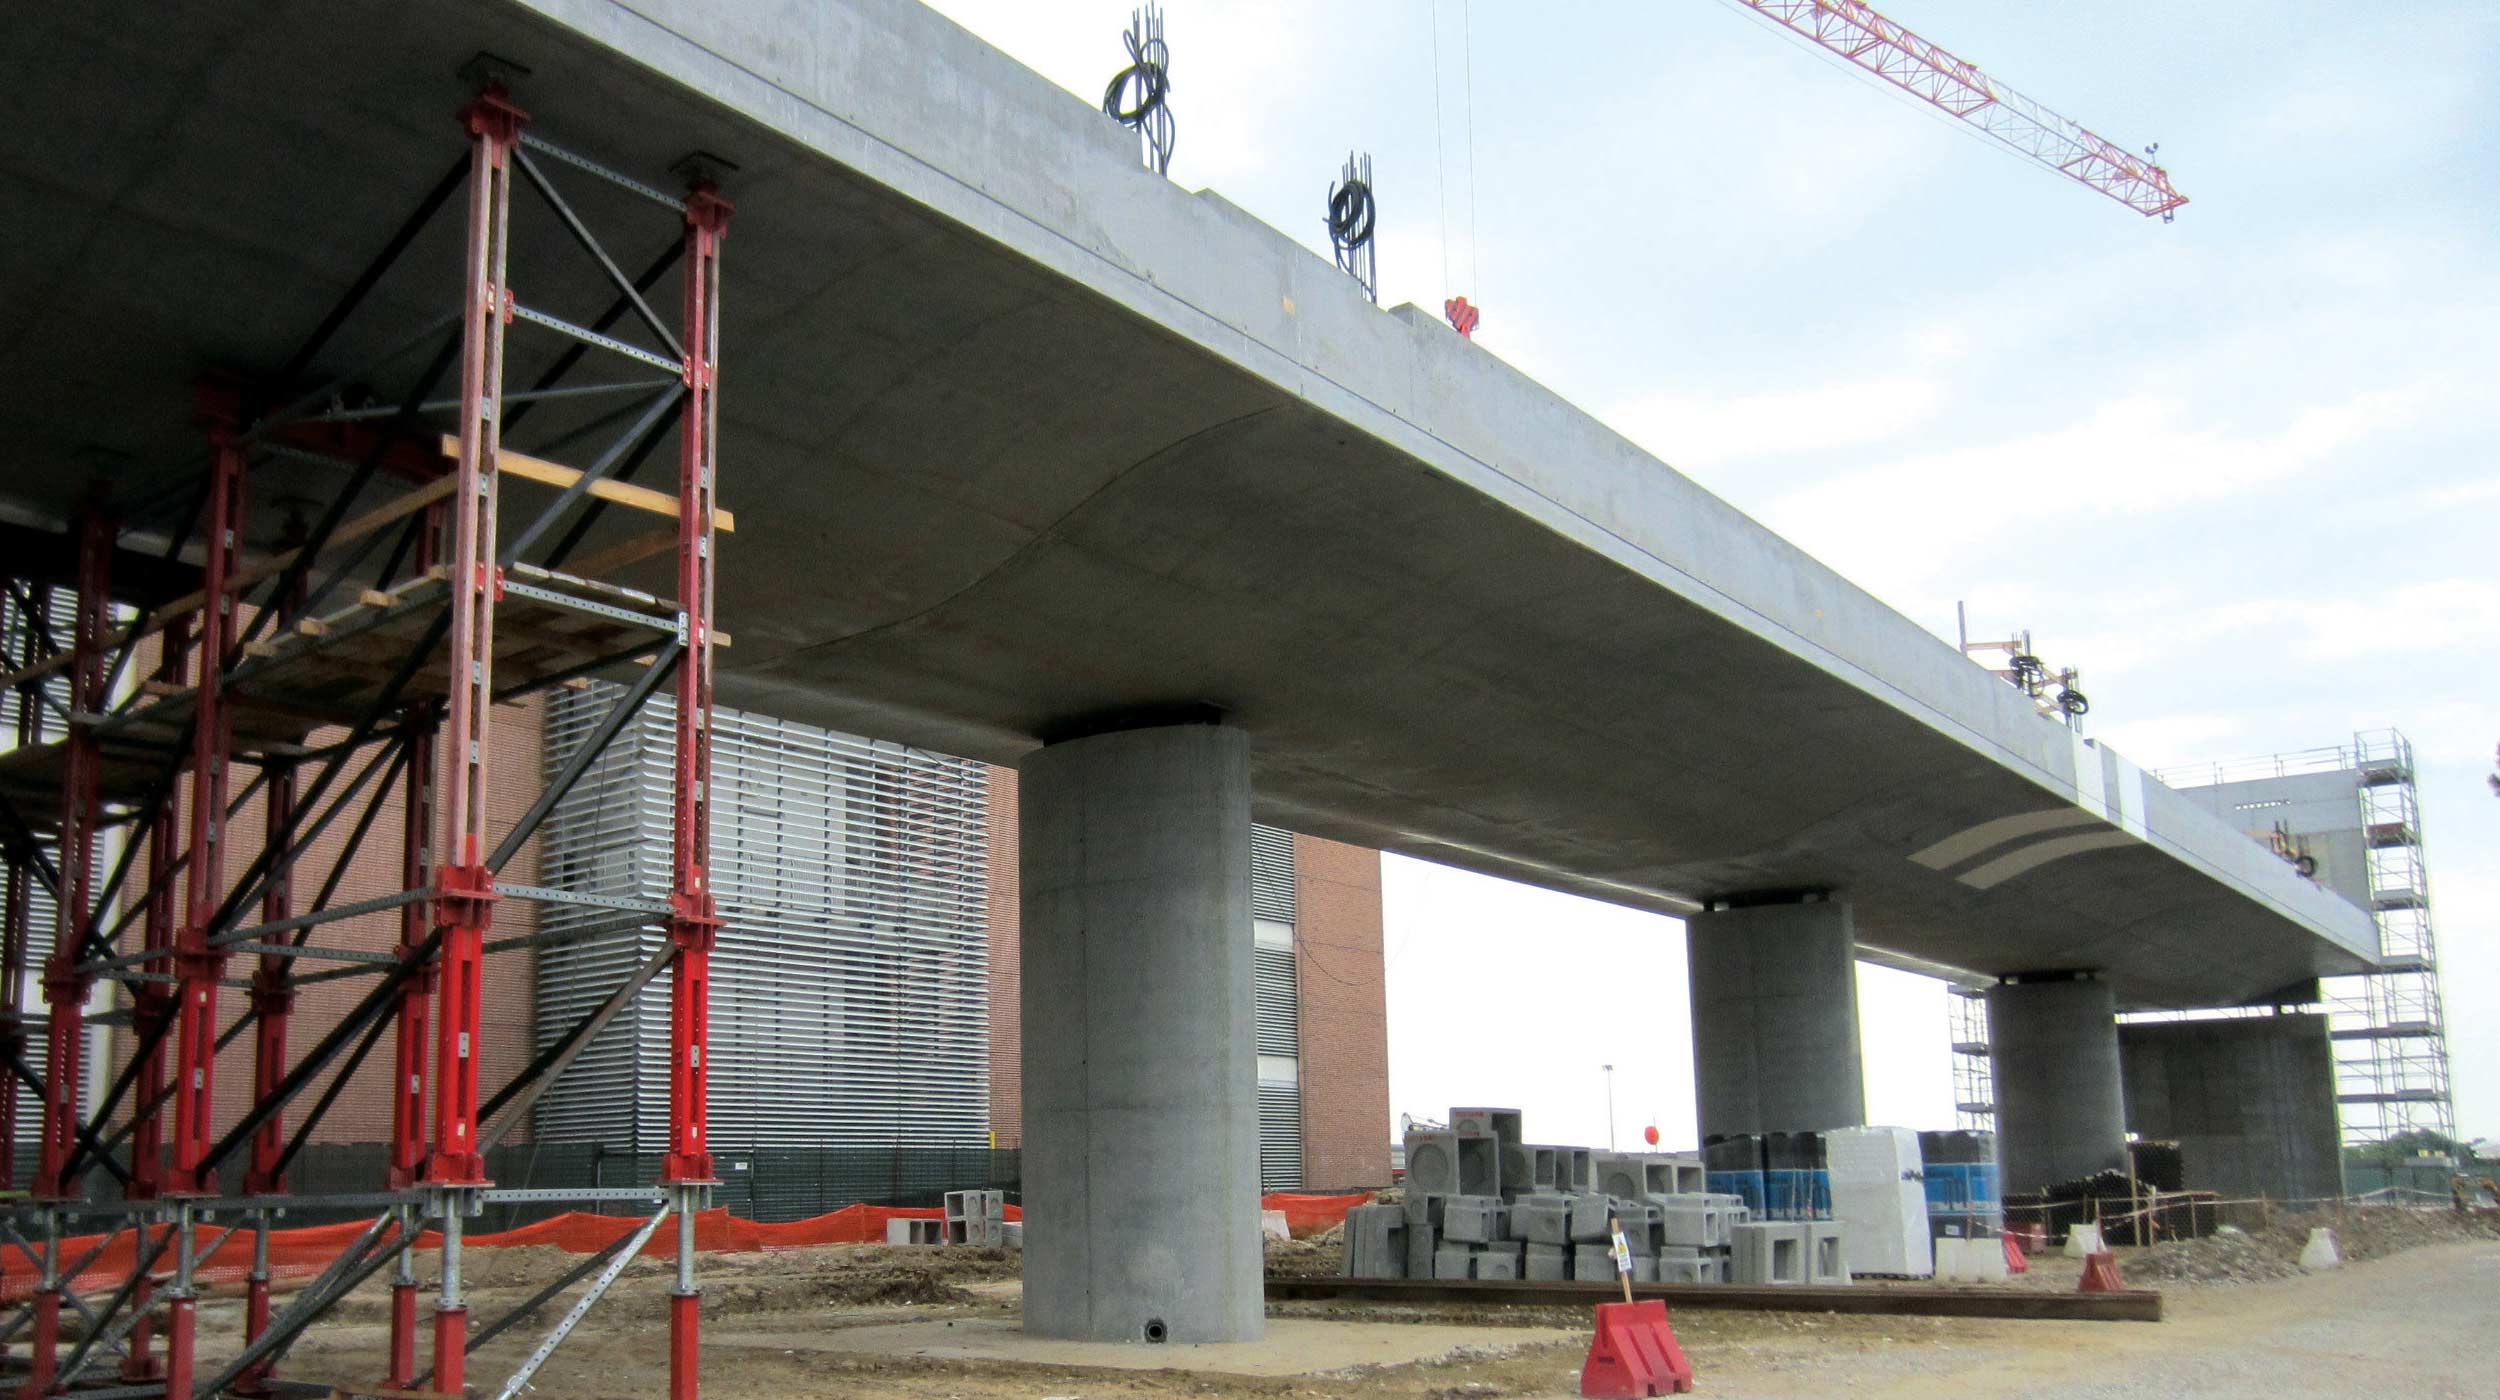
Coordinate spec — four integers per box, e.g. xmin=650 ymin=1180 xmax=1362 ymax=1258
xmin=0 ymin=0 xmax=2374 ymax=1009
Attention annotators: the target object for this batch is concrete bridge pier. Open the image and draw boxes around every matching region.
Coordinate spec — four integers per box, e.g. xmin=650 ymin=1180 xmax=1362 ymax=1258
xmin=1017 ymin=721 xmax=1263 ymax=1343
xmin=1686 ymin=895 xmax=1866 ymax=1140
xmin=1989 ymin=973 xmax=2128 ymax=1193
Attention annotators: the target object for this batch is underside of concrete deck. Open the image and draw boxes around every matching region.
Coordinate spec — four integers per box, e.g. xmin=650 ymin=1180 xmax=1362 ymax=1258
xmin=0 ymin=0 xmax=2375 ymax=1008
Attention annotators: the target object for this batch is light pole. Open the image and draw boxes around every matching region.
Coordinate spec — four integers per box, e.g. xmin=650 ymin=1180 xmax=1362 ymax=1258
xmin=1603 ymin=1063 xmax=1616 ymax=1152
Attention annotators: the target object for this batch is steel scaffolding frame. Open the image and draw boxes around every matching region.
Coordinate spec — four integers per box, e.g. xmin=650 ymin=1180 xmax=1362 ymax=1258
xmin=1945 ymin=983 xmax=1994 ymax=1132
xmin=0 ymin=84 xmax=730 ymax=1400
xmin=2327 ymin=731 xmax=2455 ymax=1146
xmin=2152 ymin=730 xmax=2458 ymax=1149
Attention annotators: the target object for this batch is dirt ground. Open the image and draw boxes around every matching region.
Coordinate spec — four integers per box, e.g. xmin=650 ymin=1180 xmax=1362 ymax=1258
xmin=226 ymin=1208 xmax=2498 ymax=1398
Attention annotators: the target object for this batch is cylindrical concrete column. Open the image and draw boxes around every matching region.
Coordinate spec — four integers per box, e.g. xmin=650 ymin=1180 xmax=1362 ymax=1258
xmin=1018 ymin=723 xmax=1261 ymax=1344
xmin=1685 ymin=898 xmax=1865 ymax=1141
xmin=1988 ymin=975 xmax=2125 ymax=1194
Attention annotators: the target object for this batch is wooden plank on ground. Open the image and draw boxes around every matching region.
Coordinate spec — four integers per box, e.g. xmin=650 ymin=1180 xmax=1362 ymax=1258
xmin=1264 ymin=1276 xmax=2162 ymax=1323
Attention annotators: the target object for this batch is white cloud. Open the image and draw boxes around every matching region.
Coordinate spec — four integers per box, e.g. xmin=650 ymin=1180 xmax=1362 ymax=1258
xmin=1761 ymin=385 xmax=2436 ymax=606
xmin=2417 ymin=476 xmax=2500 ymax=510
xmin=2092 ymin=712 xmax=2256 ymax=775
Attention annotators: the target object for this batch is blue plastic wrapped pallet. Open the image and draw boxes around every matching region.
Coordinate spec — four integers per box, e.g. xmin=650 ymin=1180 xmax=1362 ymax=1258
xmin=1917 ymin=1129 xmax=2001 ymax=1233
xmin=1759 ymin=1168 xmax=1835 ymax=1221
xmin=1708 ymin=1169 xmax=1766 ymax=1214
xmin=1923 ymin=1163 xmax=2001 ymax=1214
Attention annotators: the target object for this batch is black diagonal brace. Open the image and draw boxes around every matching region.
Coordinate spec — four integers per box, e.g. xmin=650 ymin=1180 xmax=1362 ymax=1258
xmin=198 ymin=929 xmax=441 ymax=1175
xmin=490 ymin=642 xmax=679 ymax=874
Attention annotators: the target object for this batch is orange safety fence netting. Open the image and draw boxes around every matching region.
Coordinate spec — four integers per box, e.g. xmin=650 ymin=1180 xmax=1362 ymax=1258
xmin=1262 ymin=1191 xmax=1373 ymax=1237
xmin=3 ymin=1191 xmax=1368 ymax=1303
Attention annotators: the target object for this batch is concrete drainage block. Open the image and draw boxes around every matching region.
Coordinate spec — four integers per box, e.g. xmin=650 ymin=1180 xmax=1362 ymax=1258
xmin=1442 ymin=1195 xmax=1510 ymax=1244
xmin=1507 ymin=1194 xmax=1570 ymax=1245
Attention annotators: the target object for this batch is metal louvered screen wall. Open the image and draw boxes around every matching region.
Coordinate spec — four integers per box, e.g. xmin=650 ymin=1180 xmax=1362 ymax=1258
xmin=1249 ymin=825 xmax=1296 ymax=922
xmin=536 ymin=684 xmax=990 ymax=1153
xmin=2 ymin=591 xmax=68 ymax=1183
xmin=1251 ymin=825 xmax=1302 ymax=1189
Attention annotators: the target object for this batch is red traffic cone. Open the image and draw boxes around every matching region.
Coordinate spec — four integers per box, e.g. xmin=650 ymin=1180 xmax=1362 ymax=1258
xmin=2079 ymin=1250 xmax=2124 ymax=1293
xmin=2002 ymin=1231 xmax=2029 ymax=1275
xmin=1581 ymin=1299 xmax=1693 ymax=1397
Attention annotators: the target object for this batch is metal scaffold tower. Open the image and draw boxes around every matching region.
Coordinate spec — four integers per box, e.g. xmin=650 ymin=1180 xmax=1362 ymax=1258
xmin=0 ymin=80 xmax=731 ymax=1400
xmin=1946 ymin=983 xmax=1994 ymax=1132
xmin=2154 ymin=730 xmax=2459 ymax=1149
xmin=2331 ymin=731 xmax=2456 ymax=1145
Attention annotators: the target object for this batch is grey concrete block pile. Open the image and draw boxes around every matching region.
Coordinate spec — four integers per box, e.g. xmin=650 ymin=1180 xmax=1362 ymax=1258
xmin=1345 ymin=1106 xmax=1851 ymax=1286
xmin=943 ymin=1189 xmax=1013 ymax=1248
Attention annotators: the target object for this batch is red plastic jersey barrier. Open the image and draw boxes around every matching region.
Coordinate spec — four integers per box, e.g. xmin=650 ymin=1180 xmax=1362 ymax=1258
xmin=2002 ymin=1230 xmax=2030 ymax=1275
xmin=1580 ymin=1299 xmax=1693 ymax=1397
xmin=2079 ymin=1249 xmax=2125 ymax=1293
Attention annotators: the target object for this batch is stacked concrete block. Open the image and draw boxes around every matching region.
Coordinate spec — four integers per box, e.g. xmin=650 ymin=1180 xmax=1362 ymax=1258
xmin=1658 ymin=1197 xmax=1731 ymax=1250
xmin=1475 ymin=1241 xmax=1525 ymax=1279
xmin=1507 ymin=1194 xmax=1570 ymax=1246
xmin=1639 ymin=1157 xmax=1701 ymax=1198
xmin=1499 ymin=1140 xmax=1534 ymax=1200
xmin=1000 ymin=1220 xmax=1023 ymax=1250
xmin=1342 ymin=1203 xmax=1408 ymax=1280
xmin=1385 ymin=1105 xmax=1821 ymax=1287
xmin=1456 ymin=1134 xmax=1501 ymax=1196
xmin=1806 ymin=1222 xmax=1848 ymax=1285
xmin=1451 ymin=1107 xmax=1525 ymax=1150
xmin=944 ymin=1190 xmax=1007 ymax=1247
xmin=1405 ymin=1131 xmax=1463 ymax=1195
xmin=1657 ymin=1254 xmax=1720 ymax=1284
xmin=1401 ymin=1190 xmax=1446 ymax=1229
xmin=1443 ymin=1195 xmax=1509 ymax=1243
xmin=885 ymin=1218 xmax=946 ymax=1245
xmin=1730 ymin=1221 xmax=1809 ymax=1285
xmin=1405 ymin=1221 xmax=1439 ymax=1279
xmin=1614 ymin=1202 xmax=1659 ymax=1256
xmin=1593 ymin=1154 xmax=1647 ymax=1202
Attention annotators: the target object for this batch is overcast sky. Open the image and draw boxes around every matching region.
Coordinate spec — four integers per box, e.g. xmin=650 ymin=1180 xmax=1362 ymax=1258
xmin=924 ymin=1 xmax=2499 ymax=1150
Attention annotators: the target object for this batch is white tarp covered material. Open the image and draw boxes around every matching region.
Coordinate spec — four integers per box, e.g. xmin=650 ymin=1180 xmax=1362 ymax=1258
xmin=1827 ymin=1126 xmax=1934 ymax=1278
xmin=2065 ymin=1221 xmax=2106 ymax=1258
xmin=2299 ymin=1227 xmax=2342 ymax=1269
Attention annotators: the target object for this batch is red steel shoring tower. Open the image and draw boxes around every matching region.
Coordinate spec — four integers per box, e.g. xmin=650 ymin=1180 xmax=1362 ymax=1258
xmin=161 ymin=402 xmax=245 ymax=1400
xmin=3 ymin=76 xmax=727 ymax=1400
xmin=1733 ymin=0 xmax=2189 ymax=219
xmin=423 ymin=81 xmax=524 ymax=1400
xmin=122 ymin=611 xmax=189 ymax=1387
xmin=24 ymin=503 xmax=111 ymax=1400
xmin=385 ymin=507 xmax=440 ymax=1393
xmin=664 ymin=179 xmax=731 ymax=1400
